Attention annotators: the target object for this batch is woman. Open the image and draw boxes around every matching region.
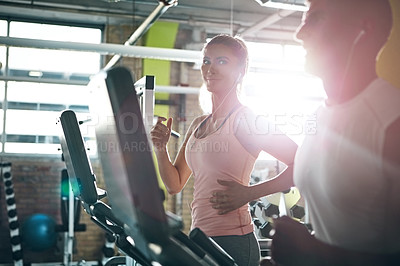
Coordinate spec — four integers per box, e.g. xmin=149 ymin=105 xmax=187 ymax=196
xmin=150 ymin=34 xmax=297 ymax=266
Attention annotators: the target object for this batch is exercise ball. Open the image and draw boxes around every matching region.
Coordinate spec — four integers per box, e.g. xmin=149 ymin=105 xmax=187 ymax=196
xmin=21 ymin=213 xmax=57 ymax=252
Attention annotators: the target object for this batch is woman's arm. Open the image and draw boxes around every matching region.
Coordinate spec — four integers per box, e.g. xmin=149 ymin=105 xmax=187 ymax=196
xmin=210 ymin=109 xmax=297 ymax=213
xmin=151 ymin=116 xmax=203 ymax=195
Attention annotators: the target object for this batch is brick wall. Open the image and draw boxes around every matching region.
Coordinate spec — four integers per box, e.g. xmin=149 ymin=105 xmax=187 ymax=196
xmin=0 ymin=156 xmax=107 ymax=264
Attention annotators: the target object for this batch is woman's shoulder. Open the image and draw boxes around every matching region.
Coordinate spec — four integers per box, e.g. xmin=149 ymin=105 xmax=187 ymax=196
xmin=233 ymin=105 xmax=276 ymax=134
xmin=185 ymin=114 xmax=209 ymax=137
xmin=191 ymin=114 xmax=208 ymax=128
xmin=234 ymin=105 xmax=257 ymax=122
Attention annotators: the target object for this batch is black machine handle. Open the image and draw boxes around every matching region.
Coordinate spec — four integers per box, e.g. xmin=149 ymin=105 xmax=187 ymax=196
xmin=174 ymin=231 xmax=206 ymax=259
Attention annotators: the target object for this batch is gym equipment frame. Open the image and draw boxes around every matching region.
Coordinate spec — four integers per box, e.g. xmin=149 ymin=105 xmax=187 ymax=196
xmin=58 ymin=66 xmax=237 ymax=266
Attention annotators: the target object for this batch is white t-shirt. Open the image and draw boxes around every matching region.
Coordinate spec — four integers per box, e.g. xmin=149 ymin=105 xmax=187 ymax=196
xmin=294 ymin=78 xmax=400 ymax=253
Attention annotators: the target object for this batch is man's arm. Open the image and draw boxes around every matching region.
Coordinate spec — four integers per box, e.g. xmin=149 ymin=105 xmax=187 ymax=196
xmin=271 ymin=216 xmax=400 ymax=266
xmin=383 ymin=117 xmax=400 ymax=180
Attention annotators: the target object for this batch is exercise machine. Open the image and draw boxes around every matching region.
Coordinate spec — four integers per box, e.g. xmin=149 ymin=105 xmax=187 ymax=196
xmin=58 ymin=66 xmax=238 ymax=265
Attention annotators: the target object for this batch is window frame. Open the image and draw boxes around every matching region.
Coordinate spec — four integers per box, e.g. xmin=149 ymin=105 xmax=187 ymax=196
xmin=0 ymin=18 xmax=103 ymax=157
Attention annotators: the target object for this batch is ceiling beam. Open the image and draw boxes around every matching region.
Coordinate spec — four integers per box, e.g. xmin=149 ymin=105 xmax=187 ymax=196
xmin=239 ymin=9 xmax=296 ymax=37
xmin=0 ymin=36 xmax=202 ymax=63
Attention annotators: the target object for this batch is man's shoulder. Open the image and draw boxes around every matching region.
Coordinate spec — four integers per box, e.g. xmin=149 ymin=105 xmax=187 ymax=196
xmin=366 ymin=78 xmax=400 ymax=99
xmin=364 ymin=78 xmax=400 ymax=125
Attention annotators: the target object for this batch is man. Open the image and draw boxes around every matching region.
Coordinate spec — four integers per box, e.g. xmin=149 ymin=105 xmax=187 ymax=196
xmin=270 ymin=0 xmax=400 ymax=265
xmin=210 ymin=0 xmax=400 ymax=265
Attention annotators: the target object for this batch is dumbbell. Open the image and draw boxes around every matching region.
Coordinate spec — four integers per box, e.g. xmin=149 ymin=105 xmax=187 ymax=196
xmin=264 ymin=203 xmax=279 ymax=217
xmin=289 ymin=204 xmax=305 ymax=220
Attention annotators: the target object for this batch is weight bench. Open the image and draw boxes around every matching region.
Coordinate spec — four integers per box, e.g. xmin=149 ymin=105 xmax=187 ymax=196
xmin=58 ymin=66 xmax=237 ymax=266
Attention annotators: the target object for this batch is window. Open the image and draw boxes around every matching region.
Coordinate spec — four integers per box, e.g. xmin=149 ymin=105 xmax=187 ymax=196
xmin=0 ymin=81 xmax=4 ymax=152
xmin=5 ymin=81 xmax=94 ymax=154
xmin=0 ymin=20 xmax=6 ymax=36
xmin=0 ymin=20 xmax=102 ymax=155
xmin=200 ymin=40 xmax=325 ymax=151
xmin=244 ymin=42 xmax=325 ymax=159
xmin=0 ymin=20 xmax=6 ymax=78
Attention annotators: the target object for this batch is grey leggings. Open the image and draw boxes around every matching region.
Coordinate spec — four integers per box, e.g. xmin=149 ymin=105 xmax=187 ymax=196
xmin=211 ymin=232 xmax=260 ymax=266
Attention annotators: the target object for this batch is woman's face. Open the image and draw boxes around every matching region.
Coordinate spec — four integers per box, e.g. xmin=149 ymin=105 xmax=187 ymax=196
xmin=201 ymin=43 xmax=242 ymax=95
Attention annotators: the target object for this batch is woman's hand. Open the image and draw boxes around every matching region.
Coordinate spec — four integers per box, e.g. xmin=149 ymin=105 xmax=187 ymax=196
xmin=150 ymin=117 xmax=173 ymax=152
xmin=209 ymin=179 xmax=250 ymax=214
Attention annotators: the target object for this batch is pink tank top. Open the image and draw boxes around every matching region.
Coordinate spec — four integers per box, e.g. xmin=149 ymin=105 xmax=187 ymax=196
xmin=185 ymin=106 xmax=256 ymax=237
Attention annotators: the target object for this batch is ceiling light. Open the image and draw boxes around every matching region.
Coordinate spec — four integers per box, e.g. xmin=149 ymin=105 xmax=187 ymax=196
xmin=28 ymin=71 xmax=43 ymax=77
xmin=254 ymin=0 xmax=308 ymax=12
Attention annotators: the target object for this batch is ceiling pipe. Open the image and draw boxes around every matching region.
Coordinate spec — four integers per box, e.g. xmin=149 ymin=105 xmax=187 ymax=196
xmin=0 ymin=36 xmax=201 ymax=63
xmin=103 ymin=0 xmax=178 ymax=71
xmin=239 ymin=9 xmax=296 ymax=37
